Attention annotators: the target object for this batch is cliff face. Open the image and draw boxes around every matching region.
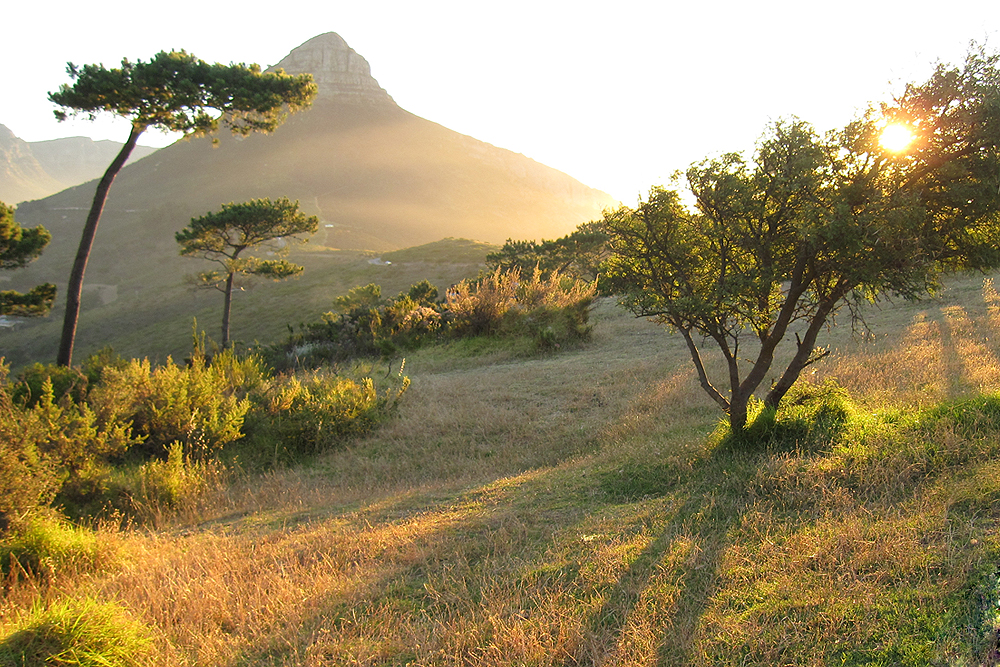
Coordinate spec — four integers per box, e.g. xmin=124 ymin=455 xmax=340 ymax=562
xmin=269 ymin=32 xmax=395 ymax=104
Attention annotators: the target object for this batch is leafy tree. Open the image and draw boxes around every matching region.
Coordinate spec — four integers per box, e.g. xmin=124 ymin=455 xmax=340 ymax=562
xmin=176 ymin=197 xmax=319 ymax=348
xmin=49 ymin=50 xmax=317 ymax=366
xmin=487 ymin=221 xmax=609 ymax=282
xmin=603 ymin=48 xmax=1000 ymax=433
xmin=0 ymin=202 xmax=56 ymax=317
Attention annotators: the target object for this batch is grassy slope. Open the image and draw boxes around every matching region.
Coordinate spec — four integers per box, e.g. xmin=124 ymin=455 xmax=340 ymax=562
xmin=4 ymin=273 xmax=1000 ymax=665
xmin=0 ymin=238 xmax=497 ymax=370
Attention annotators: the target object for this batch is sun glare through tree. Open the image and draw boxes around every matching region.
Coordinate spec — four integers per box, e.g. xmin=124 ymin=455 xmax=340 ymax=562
xmin=879 ymin=123 xmax=915 ymax=152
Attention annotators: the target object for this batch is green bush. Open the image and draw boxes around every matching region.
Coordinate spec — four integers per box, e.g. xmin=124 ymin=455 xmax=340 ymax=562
xmin=100 ymin=442 xmax=227 ymax=525
xmin=93 ymin=351 xmax=260 ymax=459
xmin=0 ymin=390 xmax=59 ymax=534
xmin=446 ymin=267 xmax=597 ymax=347
xmin=269 ymin=272 xmax=595 ymax=370
xmin=0 ymin=367 xmax=134 ymax=533
xmin=445 ymin=267 xmax=520 ymax=336
xmin=12 ymin=363 xmax=89 ymax=408
xmin=0 ymin=597 xmax=155 ymax=667
xmin=241 ymin=369 xmax=410 ymax=464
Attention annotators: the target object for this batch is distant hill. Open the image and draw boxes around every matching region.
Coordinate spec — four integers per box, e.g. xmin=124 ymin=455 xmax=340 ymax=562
xmin=0 ymin=124 xmax=156 ymax=205
xmin=2 ymin=32 xmax=615 ymax=366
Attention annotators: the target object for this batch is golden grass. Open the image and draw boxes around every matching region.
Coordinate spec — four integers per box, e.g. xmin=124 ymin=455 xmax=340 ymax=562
xmin=5 ymin=273 xmax=1000 ymax=665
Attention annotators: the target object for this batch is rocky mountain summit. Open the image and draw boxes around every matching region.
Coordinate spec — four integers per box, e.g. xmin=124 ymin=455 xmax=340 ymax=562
xmin=270 ymin=32 xmax=395 ymax=104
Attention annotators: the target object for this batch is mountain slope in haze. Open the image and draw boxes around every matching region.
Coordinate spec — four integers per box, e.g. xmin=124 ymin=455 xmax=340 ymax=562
xmin=4 ymin=32 xmax=616 ymax=365
xmin=0 ymin=124 xmax=156 ymax=205
xmin=0 ymin=124 xmax=62 ymax=204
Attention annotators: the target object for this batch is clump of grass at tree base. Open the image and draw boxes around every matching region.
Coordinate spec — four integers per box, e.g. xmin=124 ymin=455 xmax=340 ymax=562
xmin=0 ymin=597 xmax=156 ymax=667
xmin=0 ymin=511 xmax=111 ymax=580
xmin=684 ymin=377 xmax=1000 ymax=664
xmin=267 ymin=267 xmax=597 ymax=370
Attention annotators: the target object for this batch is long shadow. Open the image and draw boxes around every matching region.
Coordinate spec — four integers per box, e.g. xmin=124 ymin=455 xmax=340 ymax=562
xmin=224 ymin=400 xmax=847 ymax=666
xmin=562 ymin=400 xmax=850 ymax=666
xmin=559 ymin=446 xmax=749 ymax=666
xmin=936 ymin=307 xmax=969 ymax=399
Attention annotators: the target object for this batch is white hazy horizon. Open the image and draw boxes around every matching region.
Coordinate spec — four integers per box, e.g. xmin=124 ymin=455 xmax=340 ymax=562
xmin=3 ymin=0 xmax=999 ymax=203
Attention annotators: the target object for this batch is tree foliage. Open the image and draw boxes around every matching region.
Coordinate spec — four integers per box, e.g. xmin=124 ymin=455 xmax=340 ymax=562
xmin=176 ymin=197 xmax=319 ymax=348
xmin=486 ymin=221 xmax=609 ymax=282
xmin=604 ymin=47 xmax=1000 ymax=432
xmin=50 ymin=50 xmax=317 ymax=366
xmin=49 ymin=50 xmax=316 ymax=137
xmin=0 ymin=202 xmax=56 ymax=317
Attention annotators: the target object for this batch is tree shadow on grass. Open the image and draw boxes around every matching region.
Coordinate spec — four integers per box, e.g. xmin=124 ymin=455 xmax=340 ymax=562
xmin=564 ymin=386 xmax=852 ymax=665
xmin=225 ymin=386 xmax=851 ymax=667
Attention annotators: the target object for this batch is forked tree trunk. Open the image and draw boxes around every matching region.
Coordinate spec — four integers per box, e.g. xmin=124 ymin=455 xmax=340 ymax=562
xmin=57 ymin=123 xmax=145 ymax=366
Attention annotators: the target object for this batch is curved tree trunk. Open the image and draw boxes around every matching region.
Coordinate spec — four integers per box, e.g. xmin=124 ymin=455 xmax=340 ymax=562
xmin=57 ymin=123 xmax=145 ymax=366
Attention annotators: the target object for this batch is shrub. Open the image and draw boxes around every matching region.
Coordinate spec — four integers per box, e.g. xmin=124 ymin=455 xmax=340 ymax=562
xmin=241 ymin=369 xmax=410 ymax=464
xmin=93 ymin=351 xmax=260 ymax=460
xmin=0 ymin=597 xmax=155 ymax=667
xmin=0 ymin=388 xmax=59 ymax=534
xmin=273 ymin=271 xmax=598 ymax=369
xmin=30 ymin=378 xmax=137 ymax=478
xmin=0 ymin=369 xmax=133 ymax=533
xmin=445 ymin=267 xmax=520 ymax=336
xmin=12 ymin=363 xmax=89 ymax=407
xmin=446 ymin=267 xmax=597 ymax=347
xmin=102 ymin=442 xmax=228 ymax=526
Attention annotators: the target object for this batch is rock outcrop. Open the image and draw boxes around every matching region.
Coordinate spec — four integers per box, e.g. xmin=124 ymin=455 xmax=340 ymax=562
xmin=270 ymin=32 xmax=394 ymax=104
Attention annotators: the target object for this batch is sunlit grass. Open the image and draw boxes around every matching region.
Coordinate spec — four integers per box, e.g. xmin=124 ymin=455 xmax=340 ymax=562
xmin=4 ymin=274 xmax=1000 ymax=664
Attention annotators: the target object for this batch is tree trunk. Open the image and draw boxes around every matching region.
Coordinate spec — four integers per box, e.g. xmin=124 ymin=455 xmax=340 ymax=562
xmin=57 ymin=123 xmax=145 ymax=366
xmin=221 ymin=271 xmax=235 ymax=348
xmin=764 ymin=293 xmax=842 ymax=410
xmin=728 ymin=392 xmax=749 ymax=432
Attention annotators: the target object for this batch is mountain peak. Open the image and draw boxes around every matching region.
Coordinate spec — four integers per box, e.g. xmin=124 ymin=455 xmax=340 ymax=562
xmin=270 ymin=32 xmax=395 ymax=105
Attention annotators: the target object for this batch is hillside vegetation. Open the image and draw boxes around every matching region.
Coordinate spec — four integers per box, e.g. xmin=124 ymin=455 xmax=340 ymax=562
xmin=3 ymin=271 xmax=1000 ymax=665
xmin=0 ymin=238 xmax=498 ymax=370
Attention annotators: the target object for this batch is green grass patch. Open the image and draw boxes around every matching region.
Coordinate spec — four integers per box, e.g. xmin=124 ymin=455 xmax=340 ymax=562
xmin=0 ymin=598 xmax=155 ymax=667
xmin=0 ymin=515 xmax=109 ymax=579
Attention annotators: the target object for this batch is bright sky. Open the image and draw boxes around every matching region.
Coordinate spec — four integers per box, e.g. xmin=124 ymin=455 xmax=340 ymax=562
xmin=3 ymin=0 xmax=999 ymax=203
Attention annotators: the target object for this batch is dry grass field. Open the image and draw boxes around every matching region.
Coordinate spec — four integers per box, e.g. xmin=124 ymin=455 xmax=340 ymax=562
xmin=4 ymin=272 xmax=1000 ymax=666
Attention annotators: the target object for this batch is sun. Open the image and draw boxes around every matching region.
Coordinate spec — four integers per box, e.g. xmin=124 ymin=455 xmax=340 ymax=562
xmin=879 ymin=123 xmax=915 ymax=152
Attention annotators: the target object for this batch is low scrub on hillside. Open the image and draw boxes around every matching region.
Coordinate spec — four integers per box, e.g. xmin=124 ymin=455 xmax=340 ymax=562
xmin=268 ymin=267 xmax=597 ymax=369
xmin=0 ymin=344 xmax=408 ymax=540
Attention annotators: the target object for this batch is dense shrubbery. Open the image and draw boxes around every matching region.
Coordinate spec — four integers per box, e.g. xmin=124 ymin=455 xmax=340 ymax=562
xmin=241 ymin=369 xmax=409 ymax=465
xmin=0 ymin=346 xmax=408 ymax=534
xmin=271 ymin=268 xmax=597 ymax=369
